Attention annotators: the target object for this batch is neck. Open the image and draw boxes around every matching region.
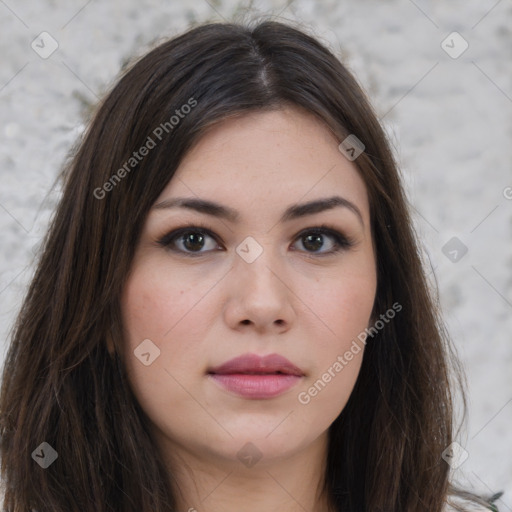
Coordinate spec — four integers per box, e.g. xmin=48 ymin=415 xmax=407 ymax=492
xmin=159 ymin=432 xmax=336 ymax=512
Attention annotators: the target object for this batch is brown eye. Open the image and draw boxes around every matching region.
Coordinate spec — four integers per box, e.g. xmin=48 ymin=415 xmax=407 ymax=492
xmin=157 ymin=226 xmax=221 ymax=255
xmin=180 ymin=232 xmax=207 ymax=252
xmin=300 ymin=233 xmax=326 ymax=252
xmin=292 ymin=226 xmax=355 ymax=255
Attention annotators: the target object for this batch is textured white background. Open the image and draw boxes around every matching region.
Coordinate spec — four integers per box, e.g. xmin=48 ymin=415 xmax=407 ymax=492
xmin=1 ymin=0 xmax=511 ymax=508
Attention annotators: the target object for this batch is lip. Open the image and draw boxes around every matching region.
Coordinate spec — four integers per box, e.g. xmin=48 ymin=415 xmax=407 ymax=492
xmin=207 ymin=353 xmax=304 ymax=399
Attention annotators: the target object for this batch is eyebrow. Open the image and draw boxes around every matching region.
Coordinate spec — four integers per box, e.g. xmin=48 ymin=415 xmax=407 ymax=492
xmin=152 ymin=195 xmax=364 ymax=227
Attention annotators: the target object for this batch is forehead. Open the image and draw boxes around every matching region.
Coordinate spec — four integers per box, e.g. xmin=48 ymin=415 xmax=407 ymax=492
xmin=156 ymin=107 xmax=370 ymax=225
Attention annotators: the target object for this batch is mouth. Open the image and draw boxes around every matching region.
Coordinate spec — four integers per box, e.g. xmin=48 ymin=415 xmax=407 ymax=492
xmin=207 ymin=353 xmax=304 ymax=399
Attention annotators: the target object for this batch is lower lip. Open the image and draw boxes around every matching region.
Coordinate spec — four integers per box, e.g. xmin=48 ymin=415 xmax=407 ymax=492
xmin=208 ymin=373 xmax=302 ymax=399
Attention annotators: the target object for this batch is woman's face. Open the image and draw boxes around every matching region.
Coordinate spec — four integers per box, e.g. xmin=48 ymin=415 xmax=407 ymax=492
xmin=120 ymin=106 xmax=377 ymax=470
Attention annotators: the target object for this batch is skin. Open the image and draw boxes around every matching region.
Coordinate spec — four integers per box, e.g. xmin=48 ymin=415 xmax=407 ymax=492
xmin=119 ymin=106 xmax=377 ymax=512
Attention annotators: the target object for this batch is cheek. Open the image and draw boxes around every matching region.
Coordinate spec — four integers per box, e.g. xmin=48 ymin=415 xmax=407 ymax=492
xmin=306 ymin=267 xmax=376 ymax=351
xmin=119 ymin=263 xmax=215 ymax=409
xmin=295 ymin=281 xmax=370 ymax=425
xmin=121 ymin=261 xmax=211 ymax=351
xmin=295 ymin=264 xmax=376 ymax=417
xmin=297 ymin=349 xmax=363 ymax=435
xmin=119 ymin=263 xmax=214 ymax=434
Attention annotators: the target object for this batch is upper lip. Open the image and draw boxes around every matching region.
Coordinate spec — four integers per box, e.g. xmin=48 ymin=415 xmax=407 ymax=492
xmin=208 ymin=353 xmax=304 ymax=376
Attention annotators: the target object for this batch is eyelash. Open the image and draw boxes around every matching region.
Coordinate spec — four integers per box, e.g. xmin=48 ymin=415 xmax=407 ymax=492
xmin=156 ymin=222 xmax=356 ymax=257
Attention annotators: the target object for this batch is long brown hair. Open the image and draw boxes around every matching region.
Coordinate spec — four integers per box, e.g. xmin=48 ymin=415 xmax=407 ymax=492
xmin=0 ymin=18 xmax=494 ymax=512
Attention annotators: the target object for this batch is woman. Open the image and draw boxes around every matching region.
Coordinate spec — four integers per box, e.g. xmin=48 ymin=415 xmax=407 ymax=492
xmin=0 ymin=19 xmax=500 ymax=512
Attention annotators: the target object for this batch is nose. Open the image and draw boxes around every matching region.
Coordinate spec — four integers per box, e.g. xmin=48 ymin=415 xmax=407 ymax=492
xmin=222 ymin=246 xmax=296 ymax=334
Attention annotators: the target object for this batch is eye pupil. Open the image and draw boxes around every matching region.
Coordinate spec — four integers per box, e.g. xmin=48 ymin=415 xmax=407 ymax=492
xmin=303 ymin=233 xmax=324 ymax=252
xmin=183 ymin=232 xmax=204 ymax=251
